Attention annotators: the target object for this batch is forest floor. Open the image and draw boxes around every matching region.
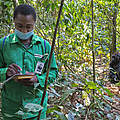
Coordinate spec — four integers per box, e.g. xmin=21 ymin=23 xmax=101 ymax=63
xmin=47 ymin=55 xmax=120 ymax=119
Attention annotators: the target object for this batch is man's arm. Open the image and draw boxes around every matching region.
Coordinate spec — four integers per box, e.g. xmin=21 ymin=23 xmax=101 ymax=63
xmin=0 ymin=38 xmax=8 ymax=82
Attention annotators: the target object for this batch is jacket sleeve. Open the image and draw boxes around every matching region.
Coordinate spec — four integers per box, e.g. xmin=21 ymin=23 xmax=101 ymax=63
xmin=0 ymin=38 xmax=8 ymax=82
xmin=36 ymin=41 xmax=58 ymax=88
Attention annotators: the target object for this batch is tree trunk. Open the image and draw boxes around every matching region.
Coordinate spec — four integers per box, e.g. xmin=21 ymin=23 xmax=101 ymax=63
xmin=111 ymin=3 xmax=118 ymax=54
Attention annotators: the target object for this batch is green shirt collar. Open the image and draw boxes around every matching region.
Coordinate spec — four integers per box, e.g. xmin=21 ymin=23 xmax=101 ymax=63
xmin=10 ymin=33 xmax=42 ymax=44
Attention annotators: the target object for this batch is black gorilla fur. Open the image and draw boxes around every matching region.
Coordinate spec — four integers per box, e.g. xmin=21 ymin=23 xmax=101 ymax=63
xmin=109 ymin=51 xmax=120 ymax=83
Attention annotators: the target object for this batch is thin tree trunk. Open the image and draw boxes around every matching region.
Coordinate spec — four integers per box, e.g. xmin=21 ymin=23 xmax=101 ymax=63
xmin=91 ymin=1 xmax=95 ymax=116
xmin=91 ymin=0 xmax=95 ymax=84
xmin=112 ymin=3 xmax=118 ymax=54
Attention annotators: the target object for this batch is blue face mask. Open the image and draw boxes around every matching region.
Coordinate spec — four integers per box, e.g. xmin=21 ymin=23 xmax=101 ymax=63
xmin=15 ymin=29 xmax=34 ymax=40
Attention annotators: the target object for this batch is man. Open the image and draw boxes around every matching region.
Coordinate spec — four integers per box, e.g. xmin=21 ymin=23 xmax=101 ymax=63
xmin=0 ymin=4 xmax=58 ymax=120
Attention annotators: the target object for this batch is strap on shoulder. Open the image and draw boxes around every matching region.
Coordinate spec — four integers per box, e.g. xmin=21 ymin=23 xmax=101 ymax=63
xmin=1 ymin=36 xmax=7 ymax=66
xmin=44 ymin=39 xmax=46 ymax=53
xmin=2 ymin=36 xmax=7 ymax=50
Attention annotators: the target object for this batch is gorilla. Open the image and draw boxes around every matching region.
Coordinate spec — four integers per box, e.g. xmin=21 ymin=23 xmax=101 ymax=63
xmin=109 ymin=51 xmax=120 ymax=83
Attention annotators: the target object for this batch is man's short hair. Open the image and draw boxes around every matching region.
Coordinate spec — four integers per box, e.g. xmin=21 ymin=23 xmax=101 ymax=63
xmin=14 ymin=4 xmax=36 ymax=21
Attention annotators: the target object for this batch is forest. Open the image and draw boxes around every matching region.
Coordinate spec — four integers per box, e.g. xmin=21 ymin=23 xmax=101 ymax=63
xmin=0 ymin=0 xmax=120 ymax=119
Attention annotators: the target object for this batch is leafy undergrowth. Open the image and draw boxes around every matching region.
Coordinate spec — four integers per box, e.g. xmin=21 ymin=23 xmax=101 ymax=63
xmin=47 ymin=56 xmax=120 ymax=120
xmin=0 ymin=56 xmax=119 ymax=120
xmin=47 ymin=82 xmax=120 ymax=120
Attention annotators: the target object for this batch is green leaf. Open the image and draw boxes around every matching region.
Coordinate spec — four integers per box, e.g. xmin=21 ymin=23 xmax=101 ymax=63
xmin=24 ymin=103 xmax=43 ymax=112
xmin=87 ymin=81 xmax=97 ymax=89
xmin=54 ymin=111 xmax=67 ymax=120
xmin=60 ymin=89 xmax=76 ymax=104
xmin=47 ymin=105 xmax=61 ymax=114
xmin=68 ymin=112 xmax=75 ymax=120
xmin=50 ymin=87 xmax=60 ymax=97
xmin=51 ymin=3 xmax=55 ymax=11
xmin=115 ymin=115 xmax=120 ymax=120
xmin=4 ymin=113 xmax=15 ymax=118
xmin=71 ymin=83 xmax=79 ymax=87
xmin=103 ymin=88 xmax=114 ymax=96
xmin=96 ymin=112 xmax=102 ymax=118
xmin=16 ymin=110 xmax=24 ymax=116
xmin=103 ymin=95 xmax=113 ymax=102
xmin=116 ymin=82 xmax=120 ymax=86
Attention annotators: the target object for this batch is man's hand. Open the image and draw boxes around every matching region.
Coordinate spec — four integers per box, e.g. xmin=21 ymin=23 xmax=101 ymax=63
xmin=7 ymin=65 xmax=38 ymax=86
xmin=17 ymin=72 xmax=38 ymax=86
xmin=6 ymin=63 xmax=22 ymax=78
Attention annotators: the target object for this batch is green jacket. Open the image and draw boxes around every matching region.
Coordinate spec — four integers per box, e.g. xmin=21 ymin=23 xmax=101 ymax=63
xmin=0 ymin=33 xmax=58 ymax=119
